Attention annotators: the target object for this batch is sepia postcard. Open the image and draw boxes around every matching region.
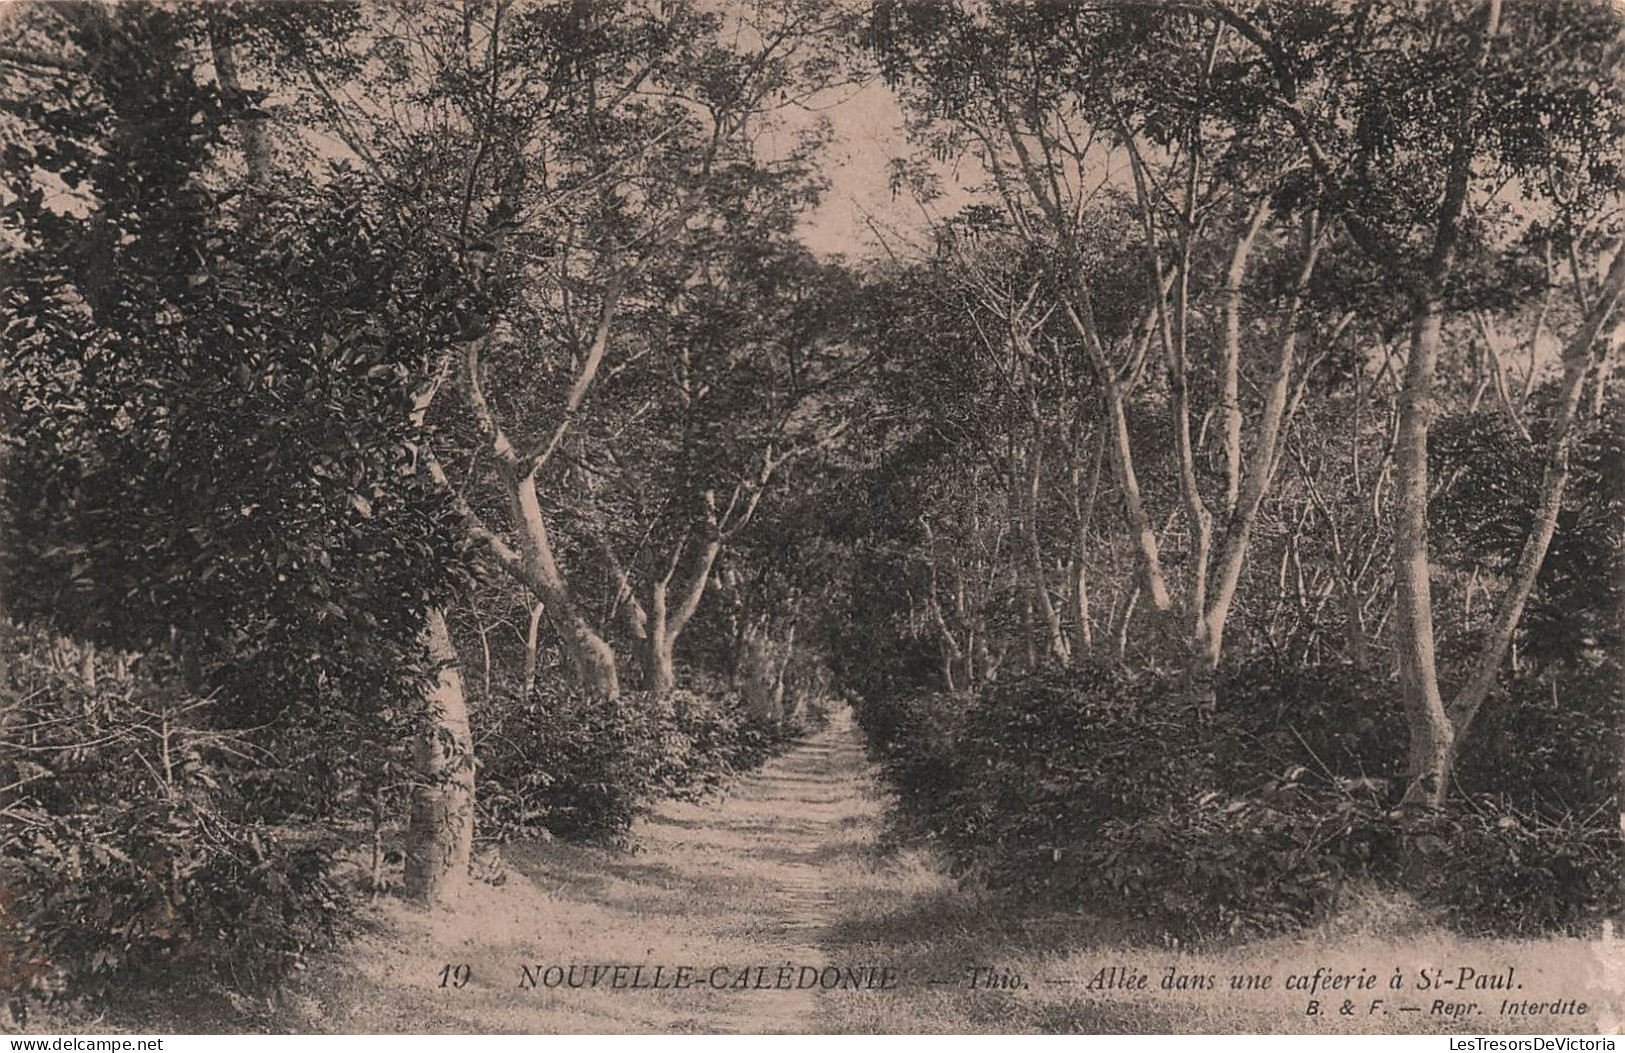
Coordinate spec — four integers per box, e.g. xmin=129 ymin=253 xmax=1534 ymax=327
xmin=1 ymin=0 xmax=1622 ymax=1038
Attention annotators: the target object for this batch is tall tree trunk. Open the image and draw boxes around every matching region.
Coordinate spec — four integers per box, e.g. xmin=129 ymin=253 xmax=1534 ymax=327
xmin=1374 ymin=0 xmax=1500 ymax=812
xmin=774 ymin=621 xmax=797 ymax=716
xmin=1023 ymin=425 xmax=1069 ymax=666
xmin=1060 ymin=291 xmax=1176 ymax=623
xmin=1395 ymin=299 xmax=1454 ymax=810
xmin=1194 ymin=215 xmax=1323 ymax=712
xmin=1222 ymin=199 xmax=1273 ymax=516
xmin=1125 ymin=102 xmax=1215 ymax=677
xmin=1069 ymin=560 xmax=1093 ymax=662
xmin=404 ymin=608 xmax=473 ymax=904
xmin=626 ymin=533 xmax=720 ymax=697
xmin=1068 ymin=426 xmax=1104 ymax=661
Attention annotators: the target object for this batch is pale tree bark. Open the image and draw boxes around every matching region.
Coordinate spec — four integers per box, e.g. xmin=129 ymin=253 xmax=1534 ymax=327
xmin=960 ymin=264 xmax=1071 ymax=671
xmin=1067 ymin=426 xmax=1105 ymax=661
xmin=920 ymin=520 xmax=967 ymax=690
xmin=1371 ymin=0 xmax=1503 ymax=810
xmin=605 ymin=468 xmax=780 ymax=695
xmin=1616 ymin=500 xmax=1624 ymax=850
xmin=1022 ymin=422 xmax=1070 ymax=666
xmin=1214 ymin=0 xmax=1501 ymax=807
xmin=205 ymin=11 xmax=272 ymax=189
xmin=79 ymin=641 xmax=96 ymax=692
xmin=1061 ymin=292 xmax=1177 ymax=622
xmin=1473 ymin=313 xmax=1533 ymax=443
xmin=403 ymin=608 xmax=473 ymax=904
xmin=628 ymin=531 xmax=722 ymax=696
xmin=401 ymin=365 xmax=474 ymax=904
xmin=1115 ymin=583 xmax=1141 ymax=663
xmin=521 ymin=599 xmax=544 ymax=695
xmin=1393 ymin=299 xmax=1455 ymax=808
xmin=1126 ymin=95 xmax=1329 ymax=705
xmin=1589 ymin=330 xmax=1616 ymax=417
xmin=440 ymin=279 xmax=627 ymax=697
xmin=1222 ymin=198 xmax=1274 ymax=516
xmin=504 ymin=462 xmax=619 ymax=696
xmin=1125 ymin=118 xmax=1213 ymax=655
xmin=774 ymin=620 xmax=798 ymax=718
xmin=422 ymin=373 xmax=621 ymax=697
xmin=1192 ymin=214 xmax=1324 ymax=710
xmin=984 ymin=91 xmax=1178 ymax=628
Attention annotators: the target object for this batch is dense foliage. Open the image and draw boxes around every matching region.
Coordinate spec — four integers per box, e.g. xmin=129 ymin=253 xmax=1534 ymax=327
xmin=859 ymin=660 xmax=1621 ymax=938
xmin=477 ymin=687 xmax=818 ymax=844
xmin=0 ymin=632 xmax=354 ymax=1007
xmin=2 ymin=0 xmax=1624 ymax=1023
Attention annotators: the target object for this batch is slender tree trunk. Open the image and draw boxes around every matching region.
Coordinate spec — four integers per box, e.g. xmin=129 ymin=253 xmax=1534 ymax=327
xmin=1069 ymin=426 xmax=1104 ymax=661
xmin=1222 ymin=199 xmax=1273 ymax=516
xmin=1362 ymin=0 xmax=1499 ymax=813
xmin=924 ymin=556 xmax=965 ymax=692
xmin=1116 ymin=583 xmax=1140 ymax=664
xmin=476 ymin=616 xmax=492 ymax=701
xmin=1194 ymin=216 xmax=1323 ymax=712
xmin=80 ymin=641 xmax=96 ymax=693
xmin=1104 ymin=392 xmax=1176 ymax=620
xmin=1069 ymin=560 xmax=1093 ymax=662
xmin=1395 ymin=299 xmax=1454 ymax=811
xmin=404 ymin=608 xmax=473 ymax=905
xmin=522 ymin=600 xmax=544 ymax=696
xmin=1061 ymin=291 xmax=1176 ymax=624
xmin=628 ymin=533 xmax=720 ymax=697
xmin=1591 ymin=339 xmax=1615 ymax=417
xmin=774 ymin=621 xmax=797 ymax=716
xmin=971 ymin=626 xmax=991 ymax=684
xmin=1023 ymin=426 xmax=1069 ymax=665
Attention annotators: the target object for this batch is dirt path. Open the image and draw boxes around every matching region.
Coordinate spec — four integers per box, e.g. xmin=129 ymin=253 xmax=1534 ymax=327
xmin=269 ymin=706 xmax=1619 ymax=1035
xmin=287 ymin=705 xmax=905 ymax=1034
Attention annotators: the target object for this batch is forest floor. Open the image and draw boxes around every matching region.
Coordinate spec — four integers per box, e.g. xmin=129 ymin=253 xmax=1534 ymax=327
xmin=43 ymin=705 xmax=1625 ymax=1034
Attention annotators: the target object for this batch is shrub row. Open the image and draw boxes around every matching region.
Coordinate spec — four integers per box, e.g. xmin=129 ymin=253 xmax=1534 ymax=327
xmin=476 ymin=687 xmax=814 ymax=845
xmin=2 ymin=635 xmax=821 ymax=1010
xmin=859 ymin=660 xmax=1622 ymax=940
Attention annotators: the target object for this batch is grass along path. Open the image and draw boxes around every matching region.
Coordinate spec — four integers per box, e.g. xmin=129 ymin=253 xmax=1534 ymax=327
xmin=260 ymin=705 xmax=1622 ymax=1034
xmin=279 ymin=705 xmax=888 ymax=1033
